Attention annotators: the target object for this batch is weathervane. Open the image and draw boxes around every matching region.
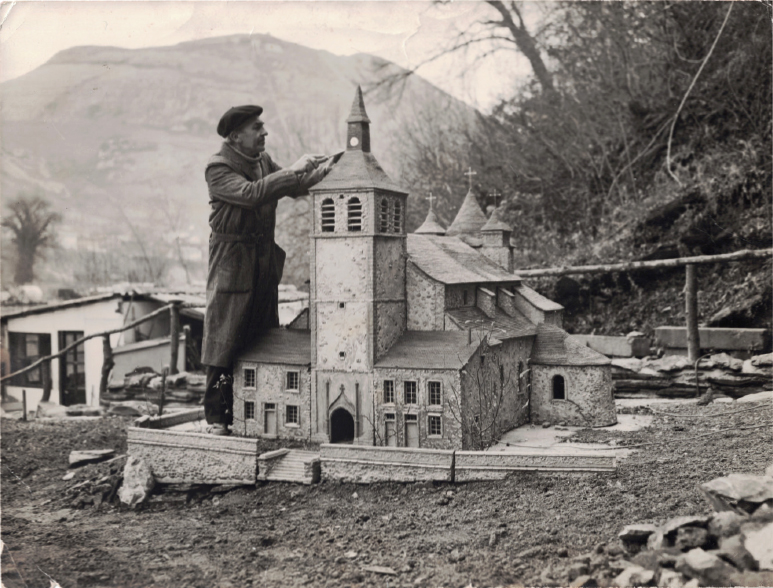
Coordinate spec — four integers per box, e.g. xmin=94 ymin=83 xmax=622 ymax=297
xmin=464 ymin=167 xmax=477 ymax=192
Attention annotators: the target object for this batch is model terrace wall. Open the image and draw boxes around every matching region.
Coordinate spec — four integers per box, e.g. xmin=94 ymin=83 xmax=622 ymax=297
xmin=531 ymin=364 xmax=616 ymax=427
xmin=454 ymin=451 xmax=616 ymax=481
xmin=320 ymin=444 xmax=454 ymax=483
xmin=372 ymin=368 xmax=462 ymax=450
xmin=127 ymin=427 xmax=258 ymax=484
xmin=233 ymin=361 xmax=311 ymax=440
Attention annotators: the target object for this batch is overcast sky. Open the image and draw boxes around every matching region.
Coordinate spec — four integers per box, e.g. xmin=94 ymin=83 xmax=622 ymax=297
xmin=0 ymin=1 xmax=535 ymax=110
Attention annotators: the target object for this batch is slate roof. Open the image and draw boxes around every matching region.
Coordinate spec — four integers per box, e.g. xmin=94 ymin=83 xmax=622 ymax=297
xmin=445 ymin=306 xmax=537 ymax=339
xmin=446 ymin=189 xmax=488 ymax=236
xmin=415 ymin=206 xmax=446 ymax=235
xmin=238 ymin=329 xmax=311 ymax=366
xmin=531 ymin=323 xmax=610 ymax=366
xmin=311 ymin=149 xmax=406 ymax=194
xmin=481 ymin=205 xmax=512 ymax=233
xmin=513 ymin=284 xmax=564 ymax=312
xmin=347 ymin=86 xmax=371 ymax=124
xmin=407 ymin=234 xmax=521 ymax=285
xmin=375 ymin=331 xmax=480 ymax=370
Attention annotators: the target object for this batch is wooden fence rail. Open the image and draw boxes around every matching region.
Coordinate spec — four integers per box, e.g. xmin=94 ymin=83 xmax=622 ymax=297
xmin=515 ymin=248 xmax=773 ymax=278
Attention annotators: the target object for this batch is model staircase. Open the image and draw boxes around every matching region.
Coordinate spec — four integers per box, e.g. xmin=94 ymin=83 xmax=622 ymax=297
xmin=258 ymin=449 xmax=320 ymax=484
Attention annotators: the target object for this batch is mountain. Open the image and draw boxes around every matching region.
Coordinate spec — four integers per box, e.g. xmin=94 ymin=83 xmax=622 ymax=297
xmin=0 ymin=34 xmax=478 ymax=291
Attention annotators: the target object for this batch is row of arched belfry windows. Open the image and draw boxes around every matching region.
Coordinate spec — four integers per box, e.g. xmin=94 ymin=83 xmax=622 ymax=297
xmin=320 ymin=196 xmax=402 ymax=234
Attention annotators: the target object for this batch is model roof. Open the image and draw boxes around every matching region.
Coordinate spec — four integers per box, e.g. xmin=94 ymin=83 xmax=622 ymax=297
xmin=446 ymin=189 xmax=488 ymax=236
xmin=407 ymin=234 xmax=521 ymax=285
xmin=375 ymin=330 xmax=480 ymax=370
xmin=531 ymin=323 xmax=610 ymax=366
xmin=513 ymin=284 xmax=564 ymax=312
xmin=445 ymin=305 xmax=537 ymax=339
xmin=415 ymin=203 xmax=446 ymax=235
xmin=238 ymin=329 xmax=311 ymax=365
xmin=481 ymin=205 xmax=512 ymax=233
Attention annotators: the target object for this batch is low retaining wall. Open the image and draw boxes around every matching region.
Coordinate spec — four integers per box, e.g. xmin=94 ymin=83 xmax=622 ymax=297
xmin=454 ymin=451 xmax=617 ymax=482
xmin=320 ymin=444 xmax=616 ymax=483
xmin=655 ymin=327 xmax=770 ymax=355
xmin=134 ymin=407 xmax=204 ymax=429
xmin=320 ymin=444 xmax=454 ymax=483
xmin=127 ymin=427 xmax=258 ymax=484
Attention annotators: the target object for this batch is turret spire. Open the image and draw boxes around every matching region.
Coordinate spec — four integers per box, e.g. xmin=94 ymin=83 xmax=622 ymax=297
xmin=415 ymin=192 xmax=446 ymax=235
xmin=346 ymin=85 xmax=371 ymax=152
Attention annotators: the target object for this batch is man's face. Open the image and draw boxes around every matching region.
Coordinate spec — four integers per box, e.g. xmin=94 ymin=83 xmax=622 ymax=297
xmin=231 ymin=116 xmax=268 ymax=156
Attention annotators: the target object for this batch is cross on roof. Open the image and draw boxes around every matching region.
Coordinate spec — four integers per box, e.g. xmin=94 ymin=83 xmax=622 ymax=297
xmin=464 ymin=167 xmax=477 ymax=191
xmin=425 ymin=192 xmax=436 ymax=210
xmin=488 ymin=189 xmax=502 ymax=208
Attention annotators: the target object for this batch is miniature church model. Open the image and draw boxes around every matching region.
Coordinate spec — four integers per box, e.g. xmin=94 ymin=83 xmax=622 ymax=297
xmin=231 ymin=87 xmax=616 ymax=449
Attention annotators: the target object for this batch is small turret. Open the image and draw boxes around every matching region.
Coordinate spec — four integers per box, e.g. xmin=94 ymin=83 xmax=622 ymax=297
xmin=415 ymin=193 xmax=446 ymax=236
xmin=479 ymin=204 xmax=513 ymax=272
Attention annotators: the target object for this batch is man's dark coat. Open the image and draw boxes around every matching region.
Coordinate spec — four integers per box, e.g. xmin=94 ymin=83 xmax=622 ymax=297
xmin=202 ymin=142 xmax=311 ymax=368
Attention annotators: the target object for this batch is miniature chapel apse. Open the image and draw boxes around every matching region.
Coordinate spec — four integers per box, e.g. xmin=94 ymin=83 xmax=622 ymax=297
xmin=232 ymin=87 xmax=616 ymax=449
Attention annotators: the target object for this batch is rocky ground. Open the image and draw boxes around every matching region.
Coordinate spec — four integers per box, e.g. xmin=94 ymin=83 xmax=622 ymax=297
xmin=1 ymin=398 xmax=771 ymax=588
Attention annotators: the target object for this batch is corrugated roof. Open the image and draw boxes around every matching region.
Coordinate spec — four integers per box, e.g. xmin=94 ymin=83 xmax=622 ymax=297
xmin=238 ymin=329 xmax=311 ymax=365
xmin=407 ymin=234 xmax=520 ymax=285
xmin=481 ymin=205 xmax=512 ymax=233
xmin=446 ymin=306 xmax=537 ymax=339
xmin=311 ymin=149 xmax=406 ymax=194
xmin=415 ymin=206 xmax=446 ymax=235
xmin=375 ymin=330 xmax=480 ymax=370
xmin=513 ymin=285 xmax=564 ymax=312
xmin=1 ymin=293 xmax=121 ymax=321
xmin=446 ymin=189 xmax=488 ymax=236
xmin=531 ymin=323 xmax=610 ymax=366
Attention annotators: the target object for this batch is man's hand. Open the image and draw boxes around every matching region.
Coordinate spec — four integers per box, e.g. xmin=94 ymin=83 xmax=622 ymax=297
xmin=289 ymin=154 xmax=328 ymax=175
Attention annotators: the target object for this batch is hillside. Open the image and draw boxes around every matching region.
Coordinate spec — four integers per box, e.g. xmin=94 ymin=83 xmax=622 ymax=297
xmin=0 ymin=34 xmax=478 ymax=291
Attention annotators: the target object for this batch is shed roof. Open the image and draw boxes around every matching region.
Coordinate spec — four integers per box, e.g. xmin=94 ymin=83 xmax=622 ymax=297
xmin=446 ymin=189 xmax=488 ymax=236
xmin=407 ymin=234 xmax=520 ymax=285
xmin=238 ymin=329 xmax=311 ymax=366
xmin=1 ymin=293 xmax=122 ymax=322
xmin=375 ymin=330 xmax=480 ymax=370
xmin=445 ymin=306 xmax=537 ymax=339
xmin=531 ymin=323 xmax=610 ymax=366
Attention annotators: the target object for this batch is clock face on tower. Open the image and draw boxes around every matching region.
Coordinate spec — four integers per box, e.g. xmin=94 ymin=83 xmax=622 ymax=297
xmin=350 ymin=137 xmax=359 ymax=147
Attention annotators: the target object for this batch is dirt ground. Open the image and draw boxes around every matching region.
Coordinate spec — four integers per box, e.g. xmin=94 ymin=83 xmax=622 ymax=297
xmin=2 ymin=398 xmax=771 ymax=588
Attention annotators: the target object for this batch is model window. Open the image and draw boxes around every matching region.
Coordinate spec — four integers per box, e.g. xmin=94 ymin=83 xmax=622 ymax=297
xmin=243 ymin=367 xmax=256 ymax=388
xmin=405 ymin=414 xmax=418 ymax=422
xmin=384 ymin=412 xmax=396 ymax=421
xmin=428 ymin=381 xmax=442 ymax=406
xmin=463 ymin=290 xmax=468 ymax=305
xmin=244 ymin=401 xmax=255 ymax=420
xmin=380 ymin=198 xmax=389 ymax=232
xmin=517 ymin=361 xmax=523 ymax=393
xmin=286 ymin=405 xmax=299 ymax=425
xmin=286 ymin=371 xmax=299 ymax=391
xmin=404 ymin=381 xmax=417 ymax=405
xmin=347 ymin=197 xmax=362 ymax=231
xmin=393 ymin=200 xmax=402 ymax=233
xmin=383 ymin=380 xmax=395 ymax=403
xmin=428 ymin=415 xmax=442 ymax=437
xmin=8 ymin=332 xmax=52 ymax=388
xmin=552 ymin=375 xmax=566 ymax=400
xmin=321 ymin=198 xmax=335 ymax=232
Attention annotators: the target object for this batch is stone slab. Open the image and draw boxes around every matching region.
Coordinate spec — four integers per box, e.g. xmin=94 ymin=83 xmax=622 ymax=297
xmin=572 ymin=334 xmax=650 ymax=358
xmin=655 ymin=327 xmax=770 ymax=352
xmin=320 ymin=444 xmax=453 ymax=483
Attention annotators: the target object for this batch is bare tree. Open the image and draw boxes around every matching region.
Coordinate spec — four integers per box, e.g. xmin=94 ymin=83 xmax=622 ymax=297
xmin=1 ymin=192 xmax=62 ymax=285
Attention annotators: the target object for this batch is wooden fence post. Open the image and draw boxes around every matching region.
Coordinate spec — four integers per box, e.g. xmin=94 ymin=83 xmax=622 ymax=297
xmin=685 ymin=264 xmax=700 ymax=362
xmin=169 ymin=302 xmax=180 ymax=375
xmin=100 ymin=335 xmax=114 ymax=396
xmin=22 ymin=389 xmax=27 ymax=421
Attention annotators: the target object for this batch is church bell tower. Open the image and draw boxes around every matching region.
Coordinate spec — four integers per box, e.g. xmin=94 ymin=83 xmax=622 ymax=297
xmin=307 ymin=86 xmax=408 ymax=443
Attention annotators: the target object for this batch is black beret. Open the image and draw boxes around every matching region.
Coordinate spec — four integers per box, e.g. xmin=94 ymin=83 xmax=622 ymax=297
xmin=217 ymin=105 xmax=264 ymax=138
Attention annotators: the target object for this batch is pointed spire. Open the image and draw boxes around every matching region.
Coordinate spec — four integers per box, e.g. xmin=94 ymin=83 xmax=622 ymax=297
xmin=346 ymin=85 xmax=371 ymax=152
xmin=347 ymin=85 xmax=371 ymax=124
xmin=446 ymin=188 xmax=488 ymax=237
xmin=415 ymin=193 xmax=446 ymax=235
xmin=481 ymin=204 xmax=512 ymax=233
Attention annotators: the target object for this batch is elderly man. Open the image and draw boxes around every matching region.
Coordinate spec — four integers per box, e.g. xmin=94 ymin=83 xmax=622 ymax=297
xmin=203 ymin=105 xmax=333 ymax=434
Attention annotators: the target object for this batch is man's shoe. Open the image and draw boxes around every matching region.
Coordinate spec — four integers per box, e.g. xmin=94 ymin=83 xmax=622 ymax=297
xmin=207 ymin=423 xmax=231 ymax=436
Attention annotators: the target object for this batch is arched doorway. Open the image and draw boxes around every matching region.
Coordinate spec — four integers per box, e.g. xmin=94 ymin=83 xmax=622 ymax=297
xmin=330 ymin=408 xmax=355 ymax=443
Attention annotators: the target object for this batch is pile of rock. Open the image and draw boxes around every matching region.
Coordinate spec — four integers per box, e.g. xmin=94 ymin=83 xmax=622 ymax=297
xmin=105 ymin=369 xmax=206 ymax=404
xmin=536 ymin=470 xmax=773 ymax=587
xmin=612 ymin=352 xmax=772 ymax=398
xmin=64 ymin=455 xmax=127 ymax=510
